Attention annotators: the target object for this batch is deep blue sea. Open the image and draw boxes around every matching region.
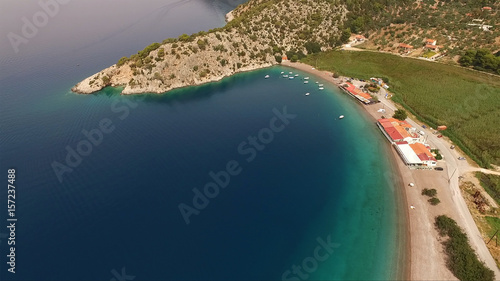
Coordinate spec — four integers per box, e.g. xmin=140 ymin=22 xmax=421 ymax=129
xmin=0 ymin=1 xmax=405 ymax=280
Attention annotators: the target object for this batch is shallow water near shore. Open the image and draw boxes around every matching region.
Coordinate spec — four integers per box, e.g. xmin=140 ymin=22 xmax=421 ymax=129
xmin=0 ymin=1 xmax=404 ymax=280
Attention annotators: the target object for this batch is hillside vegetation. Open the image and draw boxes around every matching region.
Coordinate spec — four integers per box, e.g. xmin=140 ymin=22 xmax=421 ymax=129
xmin=74 ymin=0 xmax=500 ymax=95
xmin=347 ymin=0 xmax=500 ymax=60
xmin=72 ymin=0 xmax=346 ymax=95
xmin=303 ymin=51 xmax=500 ymax=167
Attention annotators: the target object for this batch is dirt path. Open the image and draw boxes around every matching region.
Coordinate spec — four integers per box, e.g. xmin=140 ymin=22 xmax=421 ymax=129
xmin=468 ymin=168 xmax=500 ymax=177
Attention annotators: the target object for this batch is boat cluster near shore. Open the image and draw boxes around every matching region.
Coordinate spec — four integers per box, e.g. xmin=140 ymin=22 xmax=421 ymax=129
xmin=267 ymin=71 xmax=344 ymax=119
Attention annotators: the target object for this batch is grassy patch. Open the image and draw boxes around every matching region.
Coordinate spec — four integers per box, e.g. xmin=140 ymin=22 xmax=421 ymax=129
xmin=435 ymin=215 xmax=495 ymax=281
xmin=485 ymin=216 xmax=500 ymax=238
xmin=477 ymin=172 xmax=500 ymax=206
xmin=302 ymin=51 xmax=500 ymax=167
xmin=422 ymin=51 xmax=436 ymax=58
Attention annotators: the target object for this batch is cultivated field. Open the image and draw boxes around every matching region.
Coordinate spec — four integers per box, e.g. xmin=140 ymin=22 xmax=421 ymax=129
xmin=303 ymin=51 xmax=500 ymax=167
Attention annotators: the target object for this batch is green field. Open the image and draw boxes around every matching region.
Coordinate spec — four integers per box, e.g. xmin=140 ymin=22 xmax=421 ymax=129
xmin=478 ymin=172 xmax=500 ymax=205
xmin=485 ymin=216 xmax=500 ymax=238
xmin=302 ymin=51 xmax=500 ymax=167
xmin=422 ymin=51 xmax=436 ymax=58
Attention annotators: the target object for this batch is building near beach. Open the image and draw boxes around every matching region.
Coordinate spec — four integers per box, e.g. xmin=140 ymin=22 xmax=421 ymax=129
xmin=378 ymin=118 xmax=437 ymax=167
xmin=410 ymin=143 xmax=437 ymax=166
xmin=340 ymin=82 xmax=374 ymax=104
xmin=377 ymin=118 xmax=420 ymax=143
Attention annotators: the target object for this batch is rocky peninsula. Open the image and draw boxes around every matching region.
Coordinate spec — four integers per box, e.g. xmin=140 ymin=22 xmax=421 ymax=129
xmin=72 ymin=0 xmax=346 ymax=95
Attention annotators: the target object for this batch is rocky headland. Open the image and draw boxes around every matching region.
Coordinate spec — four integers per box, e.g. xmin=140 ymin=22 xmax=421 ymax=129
xmin=72 ymin=0 xmax=346 ymax=95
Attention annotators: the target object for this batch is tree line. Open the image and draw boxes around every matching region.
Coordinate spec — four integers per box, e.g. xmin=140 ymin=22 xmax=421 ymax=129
xmin=459 ymin=49 xmax=500 ymax=75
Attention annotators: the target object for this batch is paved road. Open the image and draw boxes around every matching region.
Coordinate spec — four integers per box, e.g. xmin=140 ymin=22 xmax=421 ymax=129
xmin=374 ymin=89 xmax=500 ymax=277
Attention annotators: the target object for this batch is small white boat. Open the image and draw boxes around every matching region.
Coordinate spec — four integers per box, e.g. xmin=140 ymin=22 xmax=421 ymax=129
xmin=283 ymin=75 xmax=288 ymax=78
xmin=304 ymin=81 xmax=309 ymax=84
xmin=319 ymin=87 xmax=324 ymax=90
xmin=281 ymin=71 xmax=284 ymax=74
xmin=265 ymin=75 xmax=270 ymax=79
xmin=295 ymin=74 xmax=299 ymax=77
xmin=304 ymin=77 xmax=310 ymax=80
xmin=339 ymin=115 xmax=344 ymax=119
xmin=315 ymin=81 xmax=319 ymax=84
xmin=289 ymin=76 xmax=294 ymax=79
xmin=305 ymin=93 xmax=310 ymax=96
xmin=318 ymin=84 xmax=324 ymax=87
xmin=289 ymin=72 xmax=293 ymax=74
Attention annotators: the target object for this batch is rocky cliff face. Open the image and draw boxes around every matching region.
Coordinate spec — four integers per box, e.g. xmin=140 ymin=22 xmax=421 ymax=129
xmin=72 ymin=0 xmax=347 ymax=95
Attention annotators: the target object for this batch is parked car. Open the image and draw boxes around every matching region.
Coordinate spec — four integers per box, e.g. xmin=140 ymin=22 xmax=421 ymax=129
xmin=450 ymin=145 xmax=455 ymax=149
xmin=434 ymin=167 xmax=444 ymax=171
xmin=458 ymin=157 xmax=466 ymax=160
xmin=437 ymin=135 xmax=443 ymax=138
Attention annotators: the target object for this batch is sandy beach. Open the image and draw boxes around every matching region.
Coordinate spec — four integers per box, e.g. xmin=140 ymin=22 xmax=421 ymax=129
xmin=281 ymin=60 xmax=500 ymax=280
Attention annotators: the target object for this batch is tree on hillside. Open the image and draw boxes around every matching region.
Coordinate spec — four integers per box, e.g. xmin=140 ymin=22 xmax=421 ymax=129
xmin=393 ymin=109 xmax=407 ymax=121
xmin=305 ymin=41 xmax=321 ymax=54
xmin=341 ymin=28 xmax=351 ymax=44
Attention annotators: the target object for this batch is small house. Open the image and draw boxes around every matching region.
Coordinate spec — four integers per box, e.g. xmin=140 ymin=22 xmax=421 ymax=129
xmin=425 ymin=39 xmax=437 ymax=46
xmin=399 ymin=43 xmax=414 ymax=51
xmin=425 ymin=44 xmax=438 ymax=50
xmin=355 ymin=35 xmax=366 ymax=42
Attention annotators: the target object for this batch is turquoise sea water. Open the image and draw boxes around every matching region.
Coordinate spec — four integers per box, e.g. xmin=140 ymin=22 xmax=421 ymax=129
xmin=0 ymin=1 xmax=405 ymax=280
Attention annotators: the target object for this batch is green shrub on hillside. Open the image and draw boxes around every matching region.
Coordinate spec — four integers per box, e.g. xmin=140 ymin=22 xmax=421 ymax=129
xmin=117 ymin=57 xmax=129 ymax=67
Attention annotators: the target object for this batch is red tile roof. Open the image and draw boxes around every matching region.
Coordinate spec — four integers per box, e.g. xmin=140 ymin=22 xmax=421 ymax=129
xmin=410 ymin=143 xmax=436 ymax=162
xmin=343 ymin=82 xmax=372 ymax=103
xmin=378 ymin=118 xmax=415 ymax=141
xmin=425 ymin=44 xmax=438 ymax=49
xmin=399 ymin=43 xmax=413 ymax=49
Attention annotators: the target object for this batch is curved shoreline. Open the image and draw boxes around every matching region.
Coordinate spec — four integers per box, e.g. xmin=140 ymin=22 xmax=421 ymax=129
xmin=280 ymin=60 xmax=410 ymax=280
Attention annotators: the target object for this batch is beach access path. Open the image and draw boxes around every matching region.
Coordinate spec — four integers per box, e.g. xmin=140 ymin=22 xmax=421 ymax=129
xmin=281 ymin=60 xmax=500 ymax=280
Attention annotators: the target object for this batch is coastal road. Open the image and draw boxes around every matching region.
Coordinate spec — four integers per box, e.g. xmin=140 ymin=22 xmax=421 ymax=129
xmin=280 ymin=64 xmax=500 ymax=277
xmin=375 ymin=90 xmax=500 ymax=277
